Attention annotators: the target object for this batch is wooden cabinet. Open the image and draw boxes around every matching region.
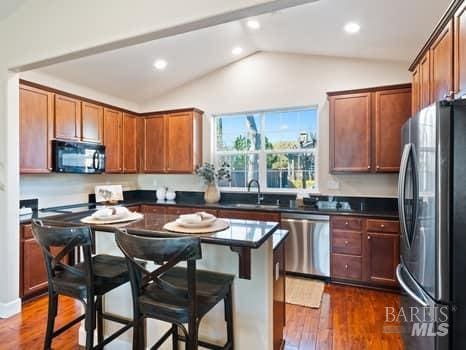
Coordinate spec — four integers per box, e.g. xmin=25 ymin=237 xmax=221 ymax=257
xmin=54 ymin=94 xmax=81 ymax=141
xmin=330 ymin=216 xmax=400 ymax=289
xmin=103 ymin=108 xmax=123 ymax=173
xmin=142 ymin=115 xmax=166 ymax=173
xmin=141 ymin=205 xmax=167 ymax=215
xmin=142 ymin=110 xmax=203 ymax=174
xmin=419 ymin=52 xmax=432 ymax=110
xmin=217 ymin=209 xmax=280 ymax=222
xmin=374 ymin=88 xmax=412 ymax=172
xmin=412 ymin=65 xmax=420 ymax=115
xmin=328 ymin=84 xmax=411 ymax=173
xmin=19 ymin=84 xmax=54 ymax=174
xmin=81 ymin=102 xmax=103 ymax=143
xmin=329 ymin=92 xmax=371 ymax=172
xmin=122 ymin=113 xmax=138 ymax=173
xmin=455 ymin=2 xmax=466 ymax=98
xmin=273 ymin=237 xmax=286 ymax=350
xmin=430 ymin=19 xmax=454 ymax=102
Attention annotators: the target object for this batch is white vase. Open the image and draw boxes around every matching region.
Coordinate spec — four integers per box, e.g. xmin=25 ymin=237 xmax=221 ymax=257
xmin=204 ymin=183 xmax=220 ymax=204
xmin=156 ymin=187 xmax=166 ymax=201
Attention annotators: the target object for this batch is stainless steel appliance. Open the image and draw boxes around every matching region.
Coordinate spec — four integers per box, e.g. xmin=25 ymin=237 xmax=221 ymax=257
xmin=52 ymin=140 xmax=105 ymax=174
xmin=281 ymin=213 xmax=330 ymax=277
xmin=397 ymin=100 xmax=466 ymax=350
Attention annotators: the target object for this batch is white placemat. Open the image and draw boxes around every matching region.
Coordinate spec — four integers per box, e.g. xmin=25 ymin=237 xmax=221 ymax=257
xmin=163 ymin=219 xmax=230 ymax=234
xmin=80 ymin=212 xmax=144 ymax=224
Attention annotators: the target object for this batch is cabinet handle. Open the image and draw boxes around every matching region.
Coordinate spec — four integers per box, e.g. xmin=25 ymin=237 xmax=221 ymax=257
xmin=368 ymin=235 xmax=371 ymax=240
xmin=376 ymin=165 xmax=380 ymax=170
xmin=345 ymin=221 xmax=349 ymax=225
xmin=345 ymin=264 xmax=349 ymax=270
xmin=344 ymin=240 xmax=349 ymax=245
xmin=380 ymin=224 xmax=385 ymax=228
xmin=367 ymin=165 xmax=371 ymax=169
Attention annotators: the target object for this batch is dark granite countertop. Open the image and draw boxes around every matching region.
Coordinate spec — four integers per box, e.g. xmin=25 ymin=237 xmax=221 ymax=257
xmin=43 ymin=211 xmax=280 ymax=249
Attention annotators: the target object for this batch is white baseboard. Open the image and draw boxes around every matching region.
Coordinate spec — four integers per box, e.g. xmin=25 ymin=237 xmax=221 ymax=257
xmin=0 ymin=298 xmax=21 ymax=318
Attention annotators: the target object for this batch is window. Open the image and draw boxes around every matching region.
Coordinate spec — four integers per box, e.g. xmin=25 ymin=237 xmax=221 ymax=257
xmin=214 ymin=106 xmax=318 ymax=191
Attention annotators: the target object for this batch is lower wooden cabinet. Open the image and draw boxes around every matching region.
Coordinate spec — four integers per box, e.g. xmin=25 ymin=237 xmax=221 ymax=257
xmin=273 ymin=239 xmax=286 ymax=350
xmin=330 ymin=216 xmax=400 ymax=289
xmin=217 ymin=209 xmax=280 ymax=222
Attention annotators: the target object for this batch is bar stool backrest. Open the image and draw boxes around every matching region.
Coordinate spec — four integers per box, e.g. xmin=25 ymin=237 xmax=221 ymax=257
xmin=114 ymin=229 xmax=202 ymax=319
xmin=31 ymin=219 xmax=94 ymax=294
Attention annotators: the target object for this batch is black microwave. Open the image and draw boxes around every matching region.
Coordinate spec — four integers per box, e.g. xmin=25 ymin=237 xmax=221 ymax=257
xmin=52 ymin=140 xmax=106 ymax=174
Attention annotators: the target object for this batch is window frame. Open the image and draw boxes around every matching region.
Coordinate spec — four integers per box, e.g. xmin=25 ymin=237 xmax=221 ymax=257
xmin=213 ymin=105 xmax=319 ymax=193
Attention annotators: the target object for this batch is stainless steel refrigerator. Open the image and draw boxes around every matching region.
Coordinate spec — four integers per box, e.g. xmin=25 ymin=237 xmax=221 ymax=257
xmin=397 ymin=100 xmax=466 ymax=350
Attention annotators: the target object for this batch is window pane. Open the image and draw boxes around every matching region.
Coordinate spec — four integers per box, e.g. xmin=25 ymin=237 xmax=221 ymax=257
xmin=264 ymin=109 xmax=317 ymax=151
xmin=266 ymin=153 xmax=316 ymax=189
xmin=217 ymin=154 xmax=259 ymax=188
xmin=216 ymin=114 xmax=261 ymax=151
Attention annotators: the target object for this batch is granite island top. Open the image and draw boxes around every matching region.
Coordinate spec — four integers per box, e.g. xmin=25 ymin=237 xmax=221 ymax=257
xmin=42 ymin=211 xmax=281 ymax=249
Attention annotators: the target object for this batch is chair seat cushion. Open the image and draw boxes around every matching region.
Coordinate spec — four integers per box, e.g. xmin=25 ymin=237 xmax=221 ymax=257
xmin=139 ymin=267 xmax=234 ymax=324
xmin=52 ymin=254 xmax=129 ymax=298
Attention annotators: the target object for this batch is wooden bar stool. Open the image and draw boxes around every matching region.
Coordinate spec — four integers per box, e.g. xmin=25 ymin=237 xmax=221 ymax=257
xmin=32 ymin=220 xmax=133 ymax=350
xmin=114 ymin=229 xmax=235 ymax=350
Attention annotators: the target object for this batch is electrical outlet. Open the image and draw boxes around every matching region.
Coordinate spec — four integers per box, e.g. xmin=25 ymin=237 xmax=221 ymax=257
xmin=327 ymin=180 xmax=340 ymax=190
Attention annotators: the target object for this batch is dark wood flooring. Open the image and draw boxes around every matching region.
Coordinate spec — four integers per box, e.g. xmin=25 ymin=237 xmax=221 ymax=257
xmin=0 ymin=284 xmax=402 ymax=349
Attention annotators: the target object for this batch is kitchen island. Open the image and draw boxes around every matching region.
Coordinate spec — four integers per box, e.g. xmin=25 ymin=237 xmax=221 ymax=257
xmin=48 ymin=211 xmax=285 ymax=350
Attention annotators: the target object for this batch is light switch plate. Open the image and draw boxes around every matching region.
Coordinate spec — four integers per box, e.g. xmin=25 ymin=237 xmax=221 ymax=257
xmin=327 ymin=180 xmax=340 ymax=190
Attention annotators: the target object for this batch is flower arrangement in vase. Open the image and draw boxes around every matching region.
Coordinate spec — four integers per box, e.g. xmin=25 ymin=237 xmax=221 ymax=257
xmin=195 ymin=162 xmax=231 ymax=204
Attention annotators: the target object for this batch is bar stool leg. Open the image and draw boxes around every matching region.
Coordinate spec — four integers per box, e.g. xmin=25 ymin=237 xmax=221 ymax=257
xmin=44 ymin=292 xmax=58 ymax=350
xmin=84 ymin=298 xmax=96 ymax=350
xmin=224 ymin=287 xmax=234 ymax=349
xmin=96 ymin=295 xmax=104 ymax=345
xmin=171 ymin=324 xmax=179 ymax=350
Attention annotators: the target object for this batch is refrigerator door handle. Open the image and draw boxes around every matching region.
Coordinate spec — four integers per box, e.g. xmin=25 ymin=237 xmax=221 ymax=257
xmin=398 ymin=143 xmax=412 ymax=240
xmin=396 ymin=264 xmax=429 ymax=307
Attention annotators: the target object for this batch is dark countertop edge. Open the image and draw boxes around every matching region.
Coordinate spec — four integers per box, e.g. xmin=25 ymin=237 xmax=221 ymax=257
xmin=273 ymin=230 xmax=289 ymax=250
xmin=38 ymin=215 xmax=280 ymax=250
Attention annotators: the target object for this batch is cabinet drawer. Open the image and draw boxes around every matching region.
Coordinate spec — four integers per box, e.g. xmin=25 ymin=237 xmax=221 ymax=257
xmin=332 ymin=230 xmax=362 ymax=255
xmin=140 ymin=205 xmax=166 ymax=215
xmin=331 ymin=254 xmax=362 ymax=281
xmin=367 ymin=219 xmax=399 ymax=233
xmin=217 ymin=209 xmax=280 ymax=222
xmin=331 ymin=216 xmax=363 ymax=231
xmin=22 ymin=224 xmax=33 ymax=239
xmin=166 ymin=206 xmax=195 ymax=216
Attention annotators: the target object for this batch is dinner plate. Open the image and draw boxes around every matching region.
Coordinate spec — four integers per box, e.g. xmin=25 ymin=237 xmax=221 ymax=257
xmin=175 ymin=216 xmax=216 ymax=228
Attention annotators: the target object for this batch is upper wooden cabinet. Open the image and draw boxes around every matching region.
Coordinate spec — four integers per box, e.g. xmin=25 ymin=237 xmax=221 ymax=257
xmin=103 ymin=108 xmax=123 ymax=173
xmin=455 ymin=2 xmax=466 ymax=97
xmin=411 ymin=65 xmax=420 ymax=115
xmin=374 ymin=88 xmax=412 ymax=172
xmin=122 ymin=113 xmax=138 ymax=173
xmin=19 ymin=85 xmax=54 ymax=174
xmin=430 ymin=19 xmax=454 ymax=102
xmin=54 ymin=94 xmax=81 ymax=141
xmin=142 ymin=110 xmax=203 ymax=174
xmin=81 ymin=102 xmax=103 ymax=143
xmin=329 ymin=92 xmax=371 ymax=172
xmin=419 ymin=51 xmax=431 ymax=109
xmin=328 ymin=84 xmax=411 ymax=173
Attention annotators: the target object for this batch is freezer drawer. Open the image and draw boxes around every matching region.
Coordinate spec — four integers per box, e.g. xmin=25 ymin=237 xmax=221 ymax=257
xmin=281 ymin=214 xmax=330 ymax=277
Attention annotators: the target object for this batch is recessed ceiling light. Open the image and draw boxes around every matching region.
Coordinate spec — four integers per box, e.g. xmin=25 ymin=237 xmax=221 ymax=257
xmin=153 ymin=59 xmax=167 ymax=70
xmin=232 ymin=47 xmax=243 ymax=55
xmin=247 ymin=19 xmax=261 ymax=29
xmin=344 ymin=22 xmax=360 ymax=34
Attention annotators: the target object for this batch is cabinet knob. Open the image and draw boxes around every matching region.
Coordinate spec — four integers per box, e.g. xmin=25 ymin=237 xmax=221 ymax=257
xmin=445 ymin=90 xmax=455 ymax=99
xmin=367 ymin=165 xmax=371 ymax=169
xmin=345 ymin=221 xmax=349 ymax=225
xmin=376 ymin=165 xmax=380 ymax=170
xmin=345 ymin=264 xmax=349 ymax=270
xmin=368 ymin=235 xmax=371 ymax=240
xmin=380 ymin=224 xmax=385 ymax=228
xmin=344 ymin=240 xmax=349 ymax=245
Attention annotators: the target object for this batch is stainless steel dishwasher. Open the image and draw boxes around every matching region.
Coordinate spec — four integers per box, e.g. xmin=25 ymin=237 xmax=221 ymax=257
xmin=281 ymin=213 xmax=330 ymax=277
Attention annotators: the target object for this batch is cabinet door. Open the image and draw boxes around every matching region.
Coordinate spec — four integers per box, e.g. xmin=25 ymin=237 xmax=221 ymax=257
xmin=143 ymin=116 xmax=165 ymax=173
xmin=54 ymin=94 xmax=81 ymax=140
xmin=122 ymin=113 xmax=137 ymax=173
xmin=455 ymin=2 xmax=466 ymax=98
xmin=364 ymin=232 xmax=400 ymax=287
xmin=273 ymin=242 xmax=286 ymax=350
xmin=412 ymin=65 xmax=420 ymax=115
xmin=165 ymin=112 xmax=194 ymax=173
xmin=81 ymin=101 xmax=103 ymax=143
xmin=22 ymin=238 xmax=48 ymax=297
xmin=103 ymin=108 xmax=123 ymax=173
xmin=430 ymin=19 xmax=454 ymax=102
xmin=374 ymin=88 xmax=412 ymax=172
xmin=19 ymin=85 xmax=54 ymax=173
xmin=420 ymin=51 xmax=431 ymax=109
xmin=330 ymin=93 xmax=371 ymax=172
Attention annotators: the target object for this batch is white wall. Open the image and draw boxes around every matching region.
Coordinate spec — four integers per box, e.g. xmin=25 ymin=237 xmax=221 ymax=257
xmin=140 ymin=51 xmax=410 ymax=197
xmin=0 ymin=0 xmax=306 ymax=318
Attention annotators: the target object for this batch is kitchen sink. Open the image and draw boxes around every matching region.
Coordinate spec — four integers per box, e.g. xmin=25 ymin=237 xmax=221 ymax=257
xmin=231 ymin=203 xmax=280 ymax=210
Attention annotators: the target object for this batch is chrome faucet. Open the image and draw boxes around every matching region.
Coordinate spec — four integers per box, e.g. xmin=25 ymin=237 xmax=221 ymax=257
xmin=247 ymin=179 xmax=264 ymax=205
